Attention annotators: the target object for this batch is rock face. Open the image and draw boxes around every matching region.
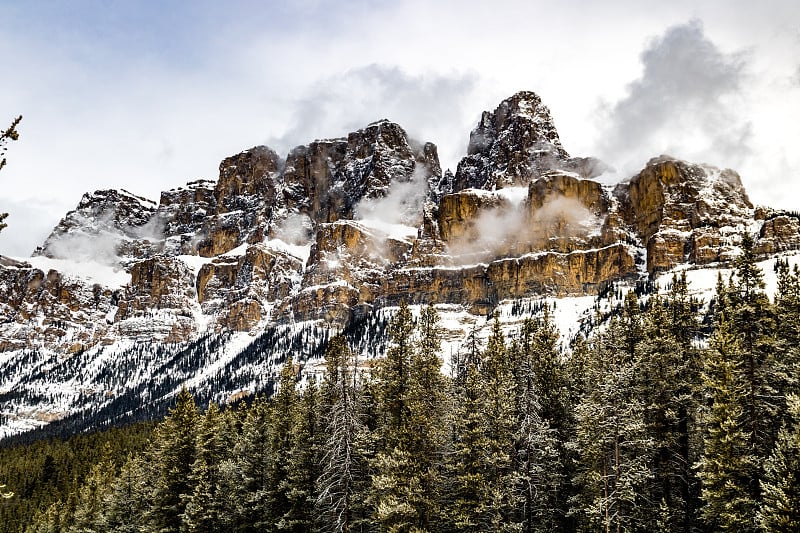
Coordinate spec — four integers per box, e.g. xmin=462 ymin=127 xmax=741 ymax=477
xmin=453 ymin=91 xmax=605 ymax=192
xmin=34 ymin=189 xmax=160 ymax=264
xmin=2 ymin=91 xmax=798 ymax=356
xmin=281 ymin=120 xmax=440 ymax=226
xmin=616 ymin=156 xmax=756 ymax=272
xmin=0 ymin=260 xmax=118 ymax=352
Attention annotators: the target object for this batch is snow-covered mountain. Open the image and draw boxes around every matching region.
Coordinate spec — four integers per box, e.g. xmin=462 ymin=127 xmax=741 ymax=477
xmin=2 ymin=91 xmax=800 ymax=440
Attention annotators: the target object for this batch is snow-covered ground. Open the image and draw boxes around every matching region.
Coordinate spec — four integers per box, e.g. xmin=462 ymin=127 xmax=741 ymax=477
xmin=4 ymin=250 xmax=800 ymax=440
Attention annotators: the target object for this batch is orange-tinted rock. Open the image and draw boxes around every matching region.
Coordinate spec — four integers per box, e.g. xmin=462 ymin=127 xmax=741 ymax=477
xmin=116 ymin=257 xmax=195 ymax=321
xmin=757 ymin=215 xmax=800 ymax=255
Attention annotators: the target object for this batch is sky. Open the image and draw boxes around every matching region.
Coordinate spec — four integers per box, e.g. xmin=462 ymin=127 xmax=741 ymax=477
xmin=1 ymin=0 xmax=799 ymax=256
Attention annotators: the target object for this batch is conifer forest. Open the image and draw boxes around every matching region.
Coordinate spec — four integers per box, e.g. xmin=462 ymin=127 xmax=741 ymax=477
xmin=2 ymin=238 xmax=799 ymax=532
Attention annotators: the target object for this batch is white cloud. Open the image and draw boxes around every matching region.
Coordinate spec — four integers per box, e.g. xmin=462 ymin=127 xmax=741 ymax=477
xmin=267 ymin=65 xmax=479 ymax=172
xmin=2 ymin=1 xmax=800 ymax=257
xmin=0 ymin=198 xmax=63 ymax=257
xmin=595 ymin=20 xmax=751 ymax=177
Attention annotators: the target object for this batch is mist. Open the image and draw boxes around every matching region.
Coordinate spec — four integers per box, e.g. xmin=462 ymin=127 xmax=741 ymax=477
xmin=355 ymin=166 xmax=429 ymax=228
xmin=267 ymin=65 xmax=479 ymax=173
xmin=446 ymin=191 xmax=599 ymax=264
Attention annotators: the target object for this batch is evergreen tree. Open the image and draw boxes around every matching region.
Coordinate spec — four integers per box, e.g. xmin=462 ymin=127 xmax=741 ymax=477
xmin=635 ymin=286 xmax=702 ymax=532
xmin=316 ymin=335 xmax=370 ymax=533
xmin=696 ymin=314 xmax=758 ymax=532
xmin=370 ymin=303 xmax=419 ymax=531
xmin=758 ymin=394 xmax=800 ymax=532
xmin=511 ymin=316 xmax=566 ymax=533
xmin=728 ymin=234 xmax=779 ymax=462
xmin=405 ymin=304 xmax=449 ymax=530
xmin=233 ymin=394 xmax=274 ymax=532
xmin=0 ymin=115 xmax=22 ymax=232
xmin=773 ymin=259 xmax=800 ymax=412
xmin=281 ymin=379 xmax=319 ymax=533
xmin=182 ymin=402 xmax=232 ymax=533
xmin=69 ymin=443 xmax=117 ymax=532
xmin=445 ymin=316 xmax=517 ymax=532
xmin=445 ymin=362 xmax=491 ymax=533
xmin=97 ymin=454 xmax=152 ymax=533
xmin=147 ymin=387 xmax=199 ymax=533
xmin=269 ymin=359 xmax=301 ymax=531
xmin=571 ymin=295 xmax=653 ymax=532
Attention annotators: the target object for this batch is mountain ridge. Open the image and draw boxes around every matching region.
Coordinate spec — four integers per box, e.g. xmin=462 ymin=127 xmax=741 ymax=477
xmin=2 ymin=90 xmax=800 ymax=439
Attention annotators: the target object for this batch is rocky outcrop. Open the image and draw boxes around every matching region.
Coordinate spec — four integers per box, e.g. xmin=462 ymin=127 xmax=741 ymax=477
xmin=4 ymin=91 xmax=797 ymax=353
xmin=615 ymin=156 xmax=756 ymax=272
xmin=115 ymin=257 xmax=197 ymax=341
xmin=757 ymin=214 xmax=800 ymax=255
xmin=196 ymin=244 xmax=302 ymax=330
xmin=0 ymin=260 xmax=118 ymax=352
xmin=159 ymin=180 xmax=217 ymax=251
xmin=379 ymin=244 xmax=637 ymax=314
xmin=281 ymin=120 xmax=440 ymax=227
xmin=452 ymin=91 xmax=605 ymax=192
xmin=214 ymin=146 xmax=281 ymax=215
xmin=437 ymin=190 xmax=510 ymax=241
xmin=35 ymin=189 xmax=159 ymax=263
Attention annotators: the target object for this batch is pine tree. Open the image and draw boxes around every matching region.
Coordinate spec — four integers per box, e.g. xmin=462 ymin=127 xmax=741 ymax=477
xmin=370 ymin=302 xmax=419 ymax=531
xmin=728 ymin=234 xmax=779 ymax=460
xmin=269 ymin=358 xmax=301 ymax=531
xmin=0 ymin=115 xmax=22 ymax=232
xmin=696 ymin=314 xmax=758 ymax=532
xmin=478 ymin=315 xmax=518 ymax=531
xmin=182 ymin=402 xmax=232 ymax=533
xmin=635 ymin=287 xmax=702 ymax=532
xmin=97 ymin=454 xmax=152 ymax=533
xmin=445 ymin=362 xmax=491 ymax=533
xmin=758 ymin=394 xmax=800 ymax=532
xmin=405 ymin=304 xmax=449 ymax=530
xmin=571 ymin=295 xmax=653 ymax=532
xmin=233 ymin=394 xmax=274 ymax=532
xmin=316 ymin=335 xmax=370 ymax=533
xmin=281 ymin=379 xmax=319 ymax=533
xmin=773 ymin=259 xmax=800 ymax=413
xmin=147 ymin=387 xmax=199 ymax=533
xmin=511 ymin=316 xmax=565 ymax=533
xmin=444 ymin=316 xmax=518 ymax=532
xmin=69 ymin=443 xmax=117 ymax=532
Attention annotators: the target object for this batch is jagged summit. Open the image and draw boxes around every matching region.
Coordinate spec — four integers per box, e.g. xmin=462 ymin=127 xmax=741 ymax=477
xmin=3 ymin=91 xmax=800 ymax=439
xmin=453 ymin=91 xmax=605 ymax=192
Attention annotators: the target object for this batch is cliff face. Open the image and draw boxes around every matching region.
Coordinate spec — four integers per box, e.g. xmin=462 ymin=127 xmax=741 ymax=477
xmin=1 ymin=91 xmax=797 ymax=356
xmin=616 ymin=156 xmax=757 ymax=272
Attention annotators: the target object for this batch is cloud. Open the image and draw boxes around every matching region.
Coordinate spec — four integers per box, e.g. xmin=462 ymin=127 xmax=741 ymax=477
xmin=267 ymin=65 xmax=479 ymax=172
xmin=595 ymin=20 xmax=752 ymax=178
xmin=0 ymin=198 xmax=63 ymax=257
xmin=446 ymin=190 xmax=599 ymax=264
xmin=355 ymin=166 xmax=429 ymax=227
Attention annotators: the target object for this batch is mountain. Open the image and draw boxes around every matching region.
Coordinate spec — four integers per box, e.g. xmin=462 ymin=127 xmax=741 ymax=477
xmin=2 ymin=91 xmax=800 ymax=440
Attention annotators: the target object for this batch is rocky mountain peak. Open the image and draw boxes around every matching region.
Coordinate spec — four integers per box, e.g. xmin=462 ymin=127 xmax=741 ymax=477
xmin=35 ymin=188 xmax=158 ymax=261
xmin=615 ymin=156 xmax=758 ymax=272
xmin=4 ymin=90 xmax=800 ymax=440
xmin=280 ymin=119 xmax=439 ymax=228
xmin=454 ymin=91 xmax=603 ymax=192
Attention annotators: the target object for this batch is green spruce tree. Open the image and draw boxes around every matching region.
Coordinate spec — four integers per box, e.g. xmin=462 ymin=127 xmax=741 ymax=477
xmin=571 ymin=294 xmax=653 ymax=532
xmin=697 ymin=314 xmax=758 ymax=532
xmin=758 ymin=394 xmax=800 ymax=532
xmin=147 ymin=387 xmax=199 ymax=533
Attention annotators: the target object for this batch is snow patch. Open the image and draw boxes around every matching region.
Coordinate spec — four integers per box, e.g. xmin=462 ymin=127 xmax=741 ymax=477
xmin=20 ymin=255 xmax=131 ymax=288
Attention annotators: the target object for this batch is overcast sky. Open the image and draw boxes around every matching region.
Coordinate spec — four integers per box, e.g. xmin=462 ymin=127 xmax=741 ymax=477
xmin=1 ymin=0 xmax=799 ymax=256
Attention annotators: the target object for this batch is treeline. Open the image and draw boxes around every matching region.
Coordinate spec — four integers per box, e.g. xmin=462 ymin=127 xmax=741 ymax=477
xmin=17 ymin=236 xmax=800 ymax=532
xmin=0 ymin=422 xmax=154 ymax=533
